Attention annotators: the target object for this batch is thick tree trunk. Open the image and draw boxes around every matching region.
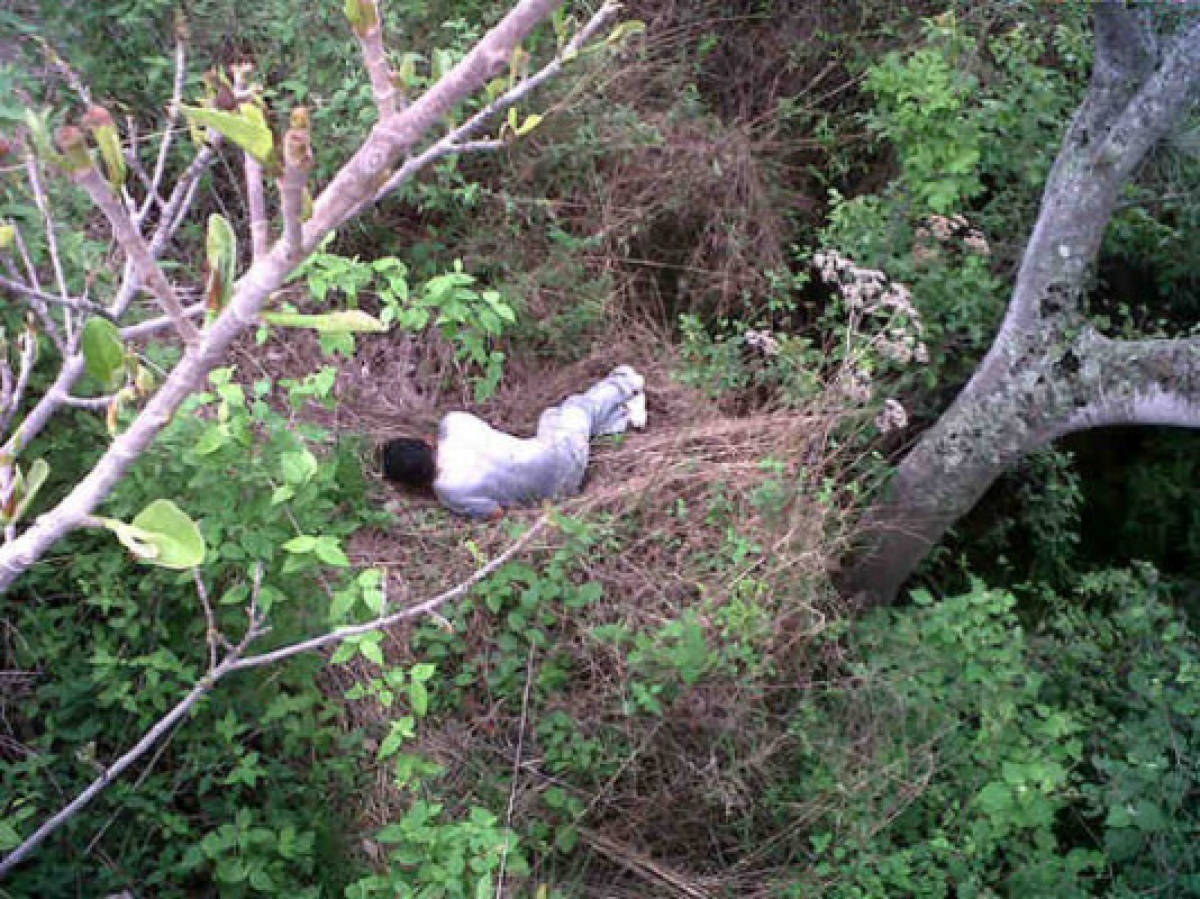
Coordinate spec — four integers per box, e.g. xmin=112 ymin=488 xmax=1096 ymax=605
xmin=846 ymin=6 xmax=1200 ymax=605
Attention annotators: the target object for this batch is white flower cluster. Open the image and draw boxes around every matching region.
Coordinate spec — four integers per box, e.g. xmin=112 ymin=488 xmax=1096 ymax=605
xmin=874 ymin=397 xmax=909 ymax=434
xmin=914 ymin=213 xmax=991 ymax=263
xmin=813 ymin=250 xmax=928 ymax=367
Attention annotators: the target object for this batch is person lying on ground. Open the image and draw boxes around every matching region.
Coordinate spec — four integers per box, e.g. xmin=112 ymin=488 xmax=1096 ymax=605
xmin=381 ymin=365 xmax=647 ymax=518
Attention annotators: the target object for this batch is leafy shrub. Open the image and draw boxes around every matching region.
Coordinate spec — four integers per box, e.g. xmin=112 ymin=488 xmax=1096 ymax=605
xmin=0 ymin=369 xmax=382 ymax=894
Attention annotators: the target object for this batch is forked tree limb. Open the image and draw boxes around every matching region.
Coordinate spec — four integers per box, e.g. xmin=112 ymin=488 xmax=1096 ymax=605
xmin=845 ymin=6 xmax=1200 ymax=605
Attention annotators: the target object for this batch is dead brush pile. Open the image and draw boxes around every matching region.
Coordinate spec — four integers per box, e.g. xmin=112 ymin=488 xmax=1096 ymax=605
xmin=301 ymin=328 xmax=872 ymax=895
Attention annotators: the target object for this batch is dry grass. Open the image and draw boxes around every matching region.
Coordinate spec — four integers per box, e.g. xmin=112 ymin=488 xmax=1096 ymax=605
xmin=226 ymin=5 xmax=900 ymax=890
xmin=261 ymin=310 xmax=870 ymax=895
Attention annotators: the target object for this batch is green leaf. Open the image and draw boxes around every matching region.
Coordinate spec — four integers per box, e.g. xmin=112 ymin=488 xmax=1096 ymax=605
xmin=92 ymin=123 xmax=125 ymax=188
xmin=180 ymin=102 xmax=274 ymax=162
xmin=605 ymin=20 xmax=646 ymax=47
xmin=330 ymin=641 xmax=356 ymax=665
xmin=81 ymin=317 xmax=125 ymax=388
xmin=0 ymin=820 xmax=21 ymax=851
xmin=261 ymin=310 xmax=388 ymax=333
xmin=554 ymin=825 xmax=579 ymax=853
xmin=329 ymin=587 xmax=358 ymax=622
xmin=410 ymin=662 xmax=436 ymax=683
xmin=360 ymin=637 xmax=384 ymax=666
xmin=205 ymin=213 xmax=237 ymax=310
xmin=279 ymin=449 xmax=318 ymax=485
xmin=315 ymin=535 xmax=349 ymax=567
xmin=9 ymin=458 xmax=49 ymax=525
xmin=102 ymin=499 xmax=206 ymax=569
xmin=378 ymin=719 xmax=413 ymax=759
xmin=515 ymin=113 xmax=543 ymax=137
xmin=409 ymin=679 xmax=429 ymax=716
xmin=283 ymin=534 xmax=318 ymax=553
xmin=193 ymin=425 xmax=229 ymax=456
xmin=24 ymin=107 xmax=67 ymax=167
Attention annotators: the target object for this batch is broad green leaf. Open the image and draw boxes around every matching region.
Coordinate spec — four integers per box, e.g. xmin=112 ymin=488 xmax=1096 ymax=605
xmin=81 ymin=317 xmax=125 ymax=388
xmin=0 ymin=223 xmax=14 ymax=250
xmin=0 ymin=820 xmax=21 ymax=851
xmin=329 ymin=586 xmax=358 ymax=622
xmin=102 ymin=499 xmax=206 ymax=569
xmin=378 ymin=719 xmax=412 ymax=759
xmin=205 ymin=213 xmax=237 ymax=312
xmin=315 ymin=536 xmax=349 ymax=568
xmin=410 ymin=662 xmax=436 ymax=683
xmin=280 ymin=449 xmax=318 ymax=485
xmin=261 ymin=310 xmax=388 ymax=333
xmin=282 ymin=534 xmax=318 ymax=553
xmin=9 ymin=458 xmax=49 ymax=525
xmin=409 ymin=679 xmax=429 ymax=716
xmin=193 ymin=425 xmax=229 ymax=456
xmin=360 ymin=637 xmax=384 ymax=666
xmin=180 ymin=103 xmax=274 ymax=162
xmin=92 ymin=123 xmax=125 ymax=187
xmin=515 ymin=113 xmax=543 ymax=137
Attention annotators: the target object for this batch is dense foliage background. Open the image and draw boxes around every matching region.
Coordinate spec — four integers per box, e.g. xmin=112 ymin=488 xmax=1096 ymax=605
xmin=1 ymin=0 xmax=1197 ymax=895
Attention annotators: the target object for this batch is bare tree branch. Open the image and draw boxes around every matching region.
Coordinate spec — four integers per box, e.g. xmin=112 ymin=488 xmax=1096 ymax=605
xmin=119 ymin=302 xmax=206 ymax=340
xmin=359 ymin=1 xmax=619 ymax=221
xmin=0 ymin=515 xmax=547 ymax=875
xmin=24 ymin=155 xmax=74 ymax=343
xmin=192 ymin=568 xmax=221 ymax=671
xmin=0 ymin=256 xmax=66 ymax=355
xmin=0 ymin=275 xmax=116 ymax=323
xmin=351 ymin=0 xmax=401 ymax=117
xmin=59 ymin=133 xmax=199 ymax=344
xmin=279 ymin=110 xmax=313 ymax=259
xmin=141 ymin=25 xmax=188 ymax=226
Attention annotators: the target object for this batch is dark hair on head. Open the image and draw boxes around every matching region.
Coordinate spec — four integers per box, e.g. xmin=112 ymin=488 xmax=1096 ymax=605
xmin=381 ymin=437 xmax=436 ymax=488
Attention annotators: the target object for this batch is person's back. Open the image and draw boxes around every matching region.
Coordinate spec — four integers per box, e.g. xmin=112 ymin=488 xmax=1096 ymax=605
xmin=432 ymin=411 xmax=583 ymax=517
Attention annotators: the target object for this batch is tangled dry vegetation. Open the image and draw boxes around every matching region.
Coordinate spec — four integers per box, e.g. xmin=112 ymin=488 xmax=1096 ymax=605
xmin=239 ymin=305 xmax=871 ymax=895
xmin=218 ymin=4 xmax=903 ymax=891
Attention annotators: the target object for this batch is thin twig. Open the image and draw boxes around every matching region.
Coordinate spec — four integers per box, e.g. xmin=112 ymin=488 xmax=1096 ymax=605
xmin=0 ymin=275 xmax=117 ymax=322
xmin=0 ymin=256 xmax=65 ymax=355
xmin=119 ymin=302 xmax=206 ymax=340
xmin=60 ymin=394 xmax=113 ymax=411
xmin=142 ymin=32 xmax=188 ymax=225
xmin=66 ymin=160 xmax=198 ymax=343
xmin=0 ymin=330 xmax=37 ymax=435
xmin=192 ymin=569 xmax=220 ymax=671
xmin=25 ymin=155 xmax=74 ymax=343
xmin=495 ymin=642 xmax=537 ymax=899
xmin=353 ymin=1 xmax=620 ymax=225
xmin=229 ymin=515 xmax=548 ymax=673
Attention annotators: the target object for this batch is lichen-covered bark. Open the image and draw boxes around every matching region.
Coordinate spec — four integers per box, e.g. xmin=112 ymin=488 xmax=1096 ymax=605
xmin=847 ymin=5 xmax=1200 ymax=606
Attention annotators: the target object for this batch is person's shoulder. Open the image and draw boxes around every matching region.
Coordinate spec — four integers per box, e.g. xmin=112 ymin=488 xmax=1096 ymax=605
xmin=439 ymin=410 xmax=490 ymax=439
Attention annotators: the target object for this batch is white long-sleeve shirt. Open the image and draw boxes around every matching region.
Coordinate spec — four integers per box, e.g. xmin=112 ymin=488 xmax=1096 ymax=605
xmin=433 ymin=366 xmax=645 ymax=518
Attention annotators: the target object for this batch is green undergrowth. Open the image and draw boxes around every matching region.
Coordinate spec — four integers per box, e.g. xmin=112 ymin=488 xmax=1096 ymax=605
xmin=1 ymin=369 xmax=385 ymax=895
